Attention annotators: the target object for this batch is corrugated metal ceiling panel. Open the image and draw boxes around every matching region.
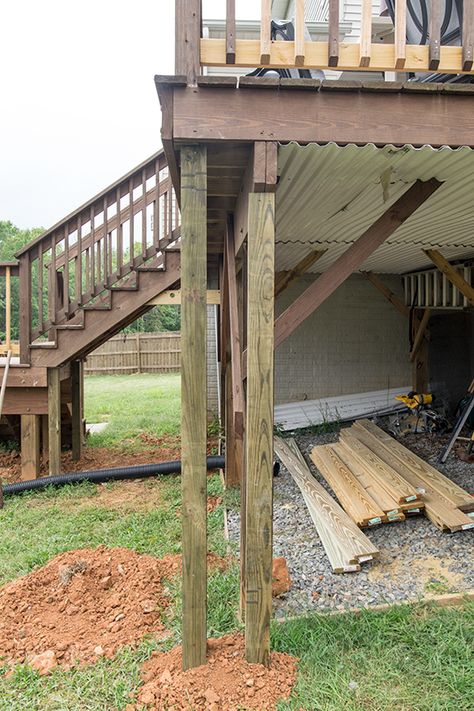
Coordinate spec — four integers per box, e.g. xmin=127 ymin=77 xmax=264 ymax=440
xmin=276 ymin=143 xmax=474 ymax=274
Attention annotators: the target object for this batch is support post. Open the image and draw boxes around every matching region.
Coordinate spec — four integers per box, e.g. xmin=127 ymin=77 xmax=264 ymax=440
xmin=71 ymin=360 xmax=82 ymax=461
xmin=180 ymin=144 xmax=208 ymax=670
xmin=19 ymin=254 xmax=32 ymax=364
xmin=47 ymin=367 xmax=62 ymax=475
xmin=245 ymin=192 xmax=275 ymax=666
xmin=21 ymin=415 xmax=41 ymax=480
xmin=175 ymin=0 xmax=201 ymax=85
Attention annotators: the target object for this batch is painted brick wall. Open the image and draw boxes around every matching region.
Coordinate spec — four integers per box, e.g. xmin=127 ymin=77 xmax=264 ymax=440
xmin=274 ymin=273 xmax=412 ymax=405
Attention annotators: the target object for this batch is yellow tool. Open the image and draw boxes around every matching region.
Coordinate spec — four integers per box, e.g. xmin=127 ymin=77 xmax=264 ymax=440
xmin=395 ymin=392 xmax=433 ymax=411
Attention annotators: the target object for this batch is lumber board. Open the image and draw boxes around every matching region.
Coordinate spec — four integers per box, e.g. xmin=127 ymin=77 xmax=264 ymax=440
xmin=352 ymin=422 xmax=474 ymax=532
xmin=20 ymin=415 xmax=40 ymax=480
xmin=47 ymin=368 xmax=61 ymax=476
xmin=339 ymin=429 xmax=418 ymax=504
xmin=354 ymin=420 xmax=474 ymax=512
xmin=333 ymin=443 xmax=403 ymax=520
xmin=245 ymin=192 xmax=275 ymax=666
xmin=275 ymin=437 xmax=379 ymax=573
xmin=180 ymin=145 xmax=208 ymax=670
xmin=310 ymin=445 xmax=384 ymax=528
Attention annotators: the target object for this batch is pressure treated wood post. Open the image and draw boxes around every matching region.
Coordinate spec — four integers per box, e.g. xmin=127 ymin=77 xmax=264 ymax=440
xmin=180 ymin=144 xmax=208 ymax=670
xmin=19 ymin=254 xmax=32 ymax=364
xmin=21 ymin=415 xmax=41 ymax=480
xmin=48 ymin=367 xmax=62 ymax=475
xmin=71 ymin=360 xmax=82 ymax=461
xmin=245 ymin=192 xmax=275 ymax=665
xmin=175 ymin=0 xmax=201 ymax=85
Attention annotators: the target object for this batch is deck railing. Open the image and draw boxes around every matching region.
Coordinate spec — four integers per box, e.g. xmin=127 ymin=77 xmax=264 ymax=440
xmin=15 ymin=150 xmax=179 ymax=363
xmin=177 ymin=0 xmax=474 ymax=82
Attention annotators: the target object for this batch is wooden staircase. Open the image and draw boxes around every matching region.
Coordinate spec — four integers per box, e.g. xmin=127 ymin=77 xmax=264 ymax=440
xmin=0 ymin=149 xmax=181 ymax=477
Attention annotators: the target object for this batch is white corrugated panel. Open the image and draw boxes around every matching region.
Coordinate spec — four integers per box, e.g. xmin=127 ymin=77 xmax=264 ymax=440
xmin=276 ymin=142 xmax=474 ymax=274
xmin=274 ymin=386 xmax=411 ymax=429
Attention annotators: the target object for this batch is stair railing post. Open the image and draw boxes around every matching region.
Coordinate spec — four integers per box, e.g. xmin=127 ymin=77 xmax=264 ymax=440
xmin=175 ymin=0 xmax=202 ymax=85
xmin=19 ymin=253 xmax=32 ymax=364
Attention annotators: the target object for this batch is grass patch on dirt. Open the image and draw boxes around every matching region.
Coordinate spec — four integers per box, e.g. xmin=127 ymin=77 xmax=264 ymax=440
xmin=84 ymin=373 xmax=181 ymax=449
xmin=0 ymin=476 xmax=472 ymax=709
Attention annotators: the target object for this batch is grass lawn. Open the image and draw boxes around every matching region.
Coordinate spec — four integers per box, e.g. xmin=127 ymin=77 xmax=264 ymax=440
xmin=84 ymin=373 xmax=181 ymax=449
xmin=0 ymin=374 xmax=472 ymax=709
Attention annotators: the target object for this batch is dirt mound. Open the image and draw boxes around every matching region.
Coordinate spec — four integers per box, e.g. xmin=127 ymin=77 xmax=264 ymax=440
xmin=0 ymin=547 xmax=227 ymax=671
xmin=134 ymin=633 xmax=298 ymax=710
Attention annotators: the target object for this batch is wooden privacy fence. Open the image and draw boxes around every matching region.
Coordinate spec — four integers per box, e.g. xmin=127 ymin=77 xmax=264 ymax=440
xmin=84 ymin=332 xmax=181 ymax=375
xmin=178 ymin=0 xmax=474 ymax=80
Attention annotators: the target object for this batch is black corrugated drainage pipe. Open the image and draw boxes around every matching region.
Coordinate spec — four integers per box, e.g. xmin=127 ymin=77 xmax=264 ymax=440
xmin=2 ymin=456 xmax=225 ymax=497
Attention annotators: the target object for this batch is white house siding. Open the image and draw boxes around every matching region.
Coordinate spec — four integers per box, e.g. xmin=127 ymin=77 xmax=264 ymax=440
xmin=274 ymin=273 xmax=411 ymax=406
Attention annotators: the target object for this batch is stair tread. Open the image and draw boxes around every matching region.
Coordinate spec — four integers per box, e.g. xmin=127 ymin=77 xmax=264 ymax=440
xmin=30 ymin=341 xmax=57 ymax=349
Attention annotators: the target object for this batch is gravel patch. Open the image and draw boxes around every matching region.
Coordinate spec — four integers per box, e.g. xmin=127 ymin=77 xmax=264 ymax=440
xmin=227 ymin=427 xmax=474 ymax=618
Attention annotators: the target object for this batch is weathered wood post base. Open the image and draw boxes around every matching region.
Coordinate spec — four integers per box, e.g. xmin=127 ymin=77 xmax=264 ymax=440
xmin=244 ymin=192 xmax=275 ymax=665
xmin=71 ymin=360 xmax=83 ymax=461
xmin=181 ymin=144 xmax=208 ymax=670
xmin=47 ymin=367 xmax=62 ymax=475
xmin=20 ymin=414 xmax=41 ymax=480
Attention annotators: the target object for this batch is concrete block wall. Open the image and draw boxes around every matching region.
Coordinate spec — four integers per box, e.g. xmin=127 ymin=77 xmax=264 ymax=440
xmin=274 ymin=273 xmax=412 ymax=405
xmin=206 ymin=305 xmax=219 ymax=420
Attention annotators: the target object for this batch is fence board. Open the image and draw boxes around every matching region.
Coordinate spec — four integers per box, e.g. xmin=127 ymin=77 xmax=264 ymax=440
xmin=84 ymin=331 xmax=180 ymax=375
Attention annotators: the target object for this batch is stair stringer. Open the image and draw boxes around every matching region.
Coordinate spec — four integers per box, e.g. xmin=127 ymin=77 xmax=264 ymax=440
xmin=29 ymin=251 xmax=181 ymax=368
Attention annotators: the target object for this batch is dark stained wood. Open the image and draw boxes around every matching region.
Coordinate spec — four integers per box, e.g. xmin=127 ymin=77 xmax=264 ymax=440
xmin=273 ymin=180 xmax=442 ymax=349
xmin=21 ymin=414 xmax=41 ymax=480
xmin=180 ymin=145 xmax=208 ymax=670
xmin=71 ymin=360 xmax=82 ymax=461
xmin=170 ymin=85 xmax=474 ymax=148
xmin=175 ymin=0 xmax=201 ymax=85
xmin=328 ymin=0 xmax=339 ymax=67
xmin=48 ymin=367 xmax=61 ymax=475
xmin=424 ymin=248 xmax=474 ymax=305
xmin=361 ymin=272 xmax=410 ymax=319
xmin=463 ymin=0 xmax=474 ymax=71
xmin=226 ymin=0 xmax=236 ymax=64
xmin=19 ymin=254 xmax=32 ymax=364
xmin=245 ymin=192 xmax=275 ymax=666
xmin=410 ymin=308 xmax=430 ymax=362
xmin=429 ymin=0 xmax=441 ymax=70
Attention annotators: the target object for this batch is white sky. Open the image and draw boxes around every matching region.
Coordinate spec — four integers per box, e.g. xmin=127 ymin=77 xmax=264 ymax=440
xmin=0 ymin=1 xmax=260 ymax=230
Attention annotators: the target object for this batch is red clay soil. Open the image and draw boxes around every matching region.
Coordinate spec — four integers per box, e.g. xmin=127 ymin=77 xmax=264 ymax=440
xmin=133 ymin=633 xmax=298 ymax=711
xmin=0 ymin=547 xmax=228 ymax=672
xmin=0 ymin=435 xmax=219 ymax=484
xmin=272 ymin=557 xmax=292 ymax=597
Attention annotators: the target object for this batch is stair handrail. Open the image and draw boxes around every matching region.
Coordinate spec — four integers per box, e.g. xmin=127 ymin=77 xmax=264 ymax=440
xmin=15 ymin=149 xmax=180 ymax=363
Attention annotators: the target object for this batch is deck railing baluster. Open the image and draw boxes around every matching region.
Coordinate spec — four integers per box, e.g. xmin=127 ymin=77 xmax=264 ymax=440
xmin=76 ymin=217 xmax=82 ymax=305
xmin=103 ymin=196 xmax=109 ymax=285
xmin=37 ymin=246 xmax=44 ymax=334
xmin=226 ymin=0 xmax=236 ymax=64
xmin=260 ymin=0 xmax=271 ymax=64
xmin=63 ymin=227 xmax=70 ymax=315
xmin=129 ymin=180 xmax=135 ymax=265
xmin=395 ymin=0 xmax=407 ymax=69
xmin=429 ymin=0 xmax=442 ymax=70
xmin=116 ymin=188 xmax=123 ymax=274
xmin=142 ymin=169 xmax=147 ymax=259
xmin=360 ymin=0 xmax=372 ymax=67
xmin=294 ymin=0 xmax=305 ymax=66
xmin=463 ymin=0 xmax=474 ymax=71
xmin=328 ymin=0 xmax=339 ymax=67
xmin=89 ymin=207 xmax=96 ymax=295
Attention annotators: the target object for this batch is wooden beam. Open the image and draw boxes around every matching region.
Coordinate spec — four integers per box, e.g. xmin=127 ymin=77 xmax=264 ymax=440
xmin=410 ymin=308 xmax=430 ymax=362
xmin=361 ymin=272 xmax=410 ymax=319
xmin=273 ymin=180 xmax=442 ymax=349
xmin=47 ymin=367 xmax=62 ymax=475
xmin=245 ymin=192 xmax=275 ymax=666
xmin=147 ymin=290 xmax=220 ymax=306
xmin=423 ymin=249 xmax=474 ymax=306
xmin=175 ymin=0 xmax=201 ymax=85
xmin=21 ymin=415 xmax=41 ymax=480
xmin=225 ymin=215 xmax=245 ymax=487
xmin=294 ymin=0 xmax=305 ymax=67
xmin=173 ymin=84 xmax=474 ymax=148
xmin=180 ymin=145 xmax=208 ymax=670
xmin=199 ymin=38 xmax=474 ymax=76
xmin=71 ymin=360 xmax=82 ymax=461
xmin=275 ymin=250 xmax=326 ymax=298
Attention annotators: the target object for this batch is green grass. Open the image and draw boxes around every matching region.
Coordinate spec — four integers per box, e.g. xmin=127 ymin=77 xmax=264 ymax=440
xmin=0 ymin=375 xmax=472 ymax=709
xmin=84 ymin=373 xmax=181 ymax=449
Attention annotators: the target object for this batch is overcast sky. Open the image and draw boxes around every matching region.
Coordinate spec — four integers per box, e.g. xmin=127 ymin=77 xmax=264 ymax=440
xmin=0 ymin=1 xmax=260 ymax=230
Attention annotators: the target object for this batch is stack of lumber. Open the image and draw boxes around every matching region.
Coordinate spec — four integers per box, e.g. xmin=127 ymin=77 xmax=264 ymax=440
xmin=311 ymin=420 xmax=474 ymax=533
xmin=274 ymin=436 xmax=379 ymax=574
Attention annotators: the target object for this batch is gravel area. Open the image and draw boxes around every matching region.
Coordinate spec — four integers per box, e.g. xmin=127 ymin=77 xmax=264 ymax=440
xmin=227 ymin=426 xmax=474 ymax=617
